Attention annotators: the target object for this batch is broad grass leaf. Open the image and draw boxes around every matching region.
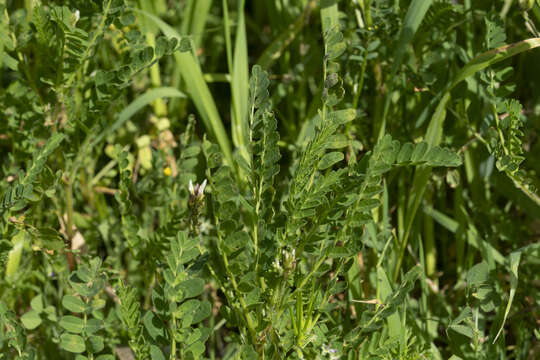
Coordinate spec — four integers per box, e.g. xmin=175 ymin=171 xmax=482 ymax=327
xmin=376 ymin=266 xmax=400 ymax=338
xmin=133 ymin=8 xmax=234 ymax=167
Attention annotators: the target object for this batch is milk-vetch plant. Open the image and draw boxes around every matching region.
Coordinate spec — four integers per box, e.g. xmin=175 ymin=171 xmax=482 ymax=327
xmin=1 ymin=1 xmax=540 ymax=359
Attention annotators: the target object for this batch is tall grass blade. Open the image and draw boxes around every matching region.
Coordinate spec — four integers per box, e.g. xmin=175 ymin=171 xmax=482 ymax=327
xmin=189 ymin=0 xmax=213 ymax=49
xmin=493 ymin=251 xmax=520 ymax=343
xmin=133 ymin=8 xmax=234 ymax=167
xmin=231 ymin=0 xmax=250 ymax=163
xmin=257 ymin=0 xmax=317 ymax=70
xmin=378 ymin=0 xmax=433 ymax=139
xmin=395 ymin=38 xmax=540 ymax=281
xmin=377 ymin=266 xmax=401 ymax=338
xmin=91 ymin=87 xmax=186 ymax=146
xmin=426 ymin=38 xmax=540 ymax=146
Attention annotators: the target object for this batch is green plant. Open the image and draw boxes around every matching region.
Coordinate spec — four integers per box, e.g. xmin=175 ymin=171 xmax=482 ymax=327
xmin=1 ymin=1 xmax=540 ymax=359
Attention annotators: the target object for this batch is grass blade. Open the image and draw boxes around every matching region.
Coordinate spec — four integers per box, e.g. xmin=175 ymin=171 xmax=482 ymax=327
xmin=377 ymin=266 xmax=401 ymax=338
xmin=256 ymin=0 xmax=317 ymax=70
xmin=378 ymin=0 xmax=433 ymax=139
xmin=133 ymin=8 xmax=234 ymax=167
xmin=426 ymin=38 xmax=540 ymax=146
xmin=186 ymin=0 xmax=212 ymax=48
xmin=493 ymin=251 xmax=521 ymax=343
xmin=231 ymin=0 xmax=250 ymax=163
xmin=394 ymin=38 xmax=540 ymax=281
xmin=91 ymin=87 xmax=186 ymax=146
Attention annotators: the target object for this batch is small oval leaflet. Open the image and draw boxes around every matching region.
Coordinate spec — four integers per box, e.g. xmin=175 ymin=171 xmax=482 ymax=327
xmin=319 ymin=152 xmax=344 ymax=170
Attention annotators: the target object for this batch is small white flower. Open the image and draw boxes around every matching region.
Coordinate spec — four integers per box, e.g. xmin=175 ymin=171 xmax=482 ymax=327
xmin=189 ymin=179 xmax=208 ymax=200
xmin=72 ymin=9 xmax=80 ymax=26
xmin=199 ymin=179 xmax=207 ymax=196
xmin=199 ymin=218 xmax=212 ymax=234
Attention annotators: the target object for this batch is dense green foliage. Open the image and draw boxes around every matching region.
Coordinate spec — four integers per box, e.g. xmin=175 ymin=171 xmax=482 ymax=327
xmin=1 ymin=0 xmax=540 ymax=359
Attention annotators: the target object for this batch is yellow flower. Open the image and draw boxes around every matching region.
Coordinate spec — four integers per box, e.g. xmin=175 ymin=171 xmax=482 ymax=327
xmin=163 ymin=167 xmax=172 ymax=177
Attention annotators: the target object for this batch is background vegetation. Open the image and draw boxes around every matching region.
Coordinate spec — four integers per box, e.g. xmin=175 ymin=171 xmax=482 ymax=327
xmin=1 ymin=0 xmax=540 ymax=359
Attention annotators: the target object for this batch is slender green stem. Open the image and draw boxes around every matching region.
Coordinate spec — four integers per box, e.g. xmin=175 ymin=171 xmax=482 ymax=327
xmin=222 ymin=0 xmax=233 ymax=72
xmin=170 ymin=324 xmax=177 ymax=359
xmin=65 ymin=181 xmax=74 ymax=241
xmin=424 ymin=187 xmax=435 ymax=277
xmin=212 ymin=206 xmax=258 ymax=345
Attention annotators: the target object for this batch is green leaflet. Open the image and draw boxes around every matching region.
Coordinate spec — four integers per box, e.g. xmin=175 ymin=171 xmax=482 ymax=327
xmin=246 ymin=65 xmax=281 ymax=225
xmin=60 ymin=333 xmax=86 ymax=353
xmin=2 ymin=132 xmax=65 ymax=209
xmin=318 ymin=152 xmax=344 ymax=170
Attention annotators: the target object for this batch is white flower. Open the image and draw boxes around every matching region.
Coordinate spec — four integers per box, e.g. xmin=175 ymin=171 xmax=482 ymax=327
xmin=199 ymin=218 xmax=212 ymax=234
xmin=199 ymin=179 xmax=207 ymax=195
xmin=72 ymin=9 xmax=80 ymax=26
xmin=189 ymin=179 xmax=208 ymax=200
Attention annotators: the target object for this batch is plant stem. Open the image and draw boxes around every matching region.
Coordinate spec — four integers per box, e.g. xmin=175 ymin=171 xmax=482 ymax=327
xmin=64 ymin=176 xmax=75 ymax=271
xmin=212 ymin=206 xmax=258 ymax=346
